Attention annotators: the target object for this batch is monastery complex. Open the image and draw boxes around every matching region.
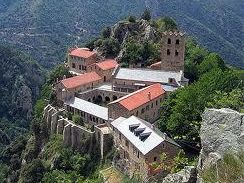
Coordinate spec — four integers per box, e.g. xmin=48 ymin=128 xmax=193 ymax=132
xmin=44 ymin=31 xmax=189 ymax=181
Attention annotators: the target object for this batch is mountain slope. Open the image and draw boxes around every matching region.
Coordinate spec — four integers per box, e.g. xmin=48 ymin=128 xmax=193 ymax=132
xmin=0 ymin=45 xmax=44 ymax=151
xmin=0 ymin=0 xmax=243 ymax=68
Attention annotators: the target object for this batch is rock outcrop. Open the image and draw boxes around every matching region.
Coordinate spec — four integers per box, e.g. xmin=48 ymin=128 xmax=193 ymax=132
xmin=197 ymin=108 xmax=244 ymax=175
xmin=162 ymin=166 xmax=197 ymax=183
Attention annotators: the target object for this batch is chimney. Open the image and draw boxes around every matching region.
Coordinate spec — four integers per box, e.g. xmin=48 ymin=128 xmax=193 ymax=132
xmin=148 ymin=92 xmax=151 ymax=100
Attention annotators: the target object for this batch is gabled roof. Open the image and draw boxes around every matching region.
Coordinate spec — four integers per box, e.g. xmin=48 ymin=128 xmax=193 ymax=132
xmin=69 ymin=48 xmax=96 ymax=58
xmin=114 ymin=67 xmax=183 ymax=85
xmin=96 ymin=59 xmax=118 ymax=71
xmin=109 ymin=83 xmax=165 ymax=111
xmin=111 ymin=116 xmax=166 ymax=155
xmin=61 ymin=72 xmax=102 ymax=89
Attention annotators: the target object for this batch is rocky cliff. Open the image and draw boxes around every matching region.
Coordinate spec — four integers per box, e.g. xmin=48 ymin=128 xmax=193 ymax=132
xmin=198 ymin=108 xmax=244 ymax=172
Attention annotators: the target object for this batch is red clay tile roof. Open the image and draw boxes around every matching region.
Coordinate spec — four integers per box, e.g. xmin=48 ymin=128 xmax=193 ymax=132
xmin=69 ymin=48 xmax=96 ymax=58
xmin=111 ymin=83 xmax=165 ymax=111
xmin=96 ymin=59 xmax=118 ymax=70
xmin=61 ymin=72 xmax=102 ymax=89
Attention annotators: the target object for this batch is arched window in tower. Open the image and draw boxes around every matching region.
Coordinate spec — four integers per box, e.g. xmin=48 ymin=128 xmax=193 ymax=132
xmin=176 ymin=39 xmax=180 ymax=45
xmin=167 ymin=49 xmax=171 ymax=55
xmin=167 ymin=38 xmax=171 ymax=44
xmin=175 ymin=50 xmax=179 ymax=56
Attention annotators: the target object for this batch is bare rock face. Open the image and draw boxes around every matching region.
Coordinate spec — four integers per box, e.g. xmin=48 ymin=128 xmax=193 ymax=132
xmin=198 ymin=108 xmax=244 ymax=171
xmin=162 ymin=166 xmax=197 ymax=183
xmin=12 ymin=76 xmax=33 ymax=120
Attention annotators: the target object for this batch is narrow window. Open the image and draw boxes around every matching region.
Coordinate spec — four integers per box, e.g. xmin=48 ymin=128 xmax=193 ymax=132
xmin=146 ymin=105 xmax=149 ymax=110
xmin=175 ymin=50 xmax=179 ymax=56
xmin=167 ymin=49 xmax=170 ymax=55
xmin=79 ymin=65 xmax=82 ymax=70
xmin=176 ymin=39 xmax=180 ymax=45
xmin=137 ymin=151 xmax=140 ymax=158
xmin=156 ymin=100 xmax=158 ymax=106
xmin=119 ymin=133 xmax=121 ymax=140
xmin=72 ymin=63 xmax=75 ymax=68
xmin=168 ymin=38 xmax=171 ymax=44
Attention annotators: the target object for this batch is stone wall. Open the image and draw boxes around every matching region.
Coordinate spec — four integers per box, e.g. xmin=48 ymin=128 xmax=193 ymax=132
xmin=108 ymin=95 xmax=164 ymax=122
xmin=43 ymin=104 xmax=95 ymax=152
xmin=94 ymin=124 xmax=113 ymax=159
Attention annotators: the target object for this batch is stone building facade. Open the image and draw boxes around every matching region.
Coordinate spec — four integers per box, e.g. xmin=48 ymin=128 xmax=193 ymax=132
xmin=111 ymin=116 xmax=181 ymax=181
xmin=68 ymin=48 xmax=98 ymax=74
xmin=87 ymin=59 xmax=118 ymax=82
xmin=55 ymin=72 xmax=103 ymax=102
xmin=112 ymin=67 xmax=188 ymax=93
xmin=161 ymin=31 xmax=185 ymax=72
xmin=108 ymin=84 xmax=166 ymax=122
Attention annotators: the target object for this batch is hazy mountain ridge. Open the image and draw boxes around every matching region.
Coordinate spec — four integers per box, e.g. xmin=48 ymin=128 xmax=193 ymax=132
xmin=0 ymin=0 xmax=243 ymax=68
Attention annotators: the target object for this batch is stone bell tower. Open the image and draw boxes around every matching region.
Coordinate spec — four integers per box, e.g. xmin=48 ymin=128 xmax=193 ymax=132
xmin=161 ymin=31 xmax=185 ymax=72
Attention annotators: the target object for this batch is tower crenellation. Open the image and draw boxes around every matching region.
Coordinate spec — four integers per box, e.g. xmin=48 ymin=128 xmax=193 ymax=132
xmin=161 ymin=31 xmax=185 ymax=72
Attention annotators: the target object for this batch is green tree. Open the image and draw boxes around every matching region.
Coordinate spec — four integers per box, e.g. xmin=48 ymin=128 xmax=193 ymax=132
xmin=141 ymin=9 xmax=151 ymax=21
xmin=121 ymin=40 xmax=143 ymax=65
xmin=156 ymin=17 xmax=177 ymax=32
xmin=21 ymin=159 xmax=46 ymax=183
xmin=101 ymin=27 xmax=111 ymax=38
xmin=159 ymin=68 xmax=243 ymax=143
xmin=207 ymin=89 xmax=244 ymax=112
xmin=171 ymin=150 xmax=189 ymax=173
xmin=128 ymin=16 xmax=136 ymax=23
xmin=95 ymin=38 xmax=120 ymax=57
xmin=197 ymin=53 xmax=226 ymax=75
xmin=72 ymin=114 xmax=84 ymax=126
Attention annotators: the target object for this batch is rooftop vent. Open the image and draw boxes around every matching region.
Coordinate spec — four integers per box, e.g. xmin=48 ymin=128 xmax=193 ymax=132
xmin=134 ymin=128 xmax=146 ymax=136
xmin=129 ymin=124 xmax=140 ymax=132
xmin=139 ymin=132 xmax=152 ymax=141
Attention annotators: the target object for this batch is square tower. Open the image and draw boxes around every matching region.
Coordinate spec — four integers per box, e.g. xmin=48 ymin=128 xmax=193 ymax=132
xmin=161 ymin=31 xmax=185 ymax=72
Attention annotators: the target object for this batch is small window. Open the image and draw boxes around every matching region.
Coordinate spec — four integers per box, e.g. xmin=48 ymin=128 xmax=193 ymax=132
xmin=72 ymin=63 xmax=75 ymax=68
xmin=151 ymin=103 xmax=154 ymax=108
xmin=146 ymin=105 xmax=149 ymax=110
xmin=154 ymin=157 xmax=157 ymax=161
xmin=136 ymin=111 xmax=138 ymax=116
xmin=169 ymin=78 xmax=174 ymax=83
xmin=167 ymin=49 xmax=170 ymax=55
xmin=156 ymin=100 xmax=158 ymax=106
xmin=119 ymin=133 xmax=121 ymax=140
xmin=79 ymin=65 xmax=82 ymax=70
xmin=168 ymin=38 xmax=171 ymax=44
xmin=176 ymin=39 xmax=180 ymax=45
xmin=175 ymin=50 xmax=179 ymax=56
xmin=123 ymin=82 xmax=125 ymax=85
xmin=137 ymin=151 xmax=140 ymax=158
xmin=141 ymin=108 xmax=145 ymax=114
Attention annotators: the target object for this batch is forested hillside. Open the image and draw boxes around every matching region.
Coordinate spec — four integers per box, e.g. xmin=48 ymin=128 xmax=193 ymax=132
xmin=0 ymin=0 xmax=243 ymax=68
xmin=0 ymin=13 xmax=243 ymax=182
xmin=0 ymin=45 xmax=44 ymax=153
